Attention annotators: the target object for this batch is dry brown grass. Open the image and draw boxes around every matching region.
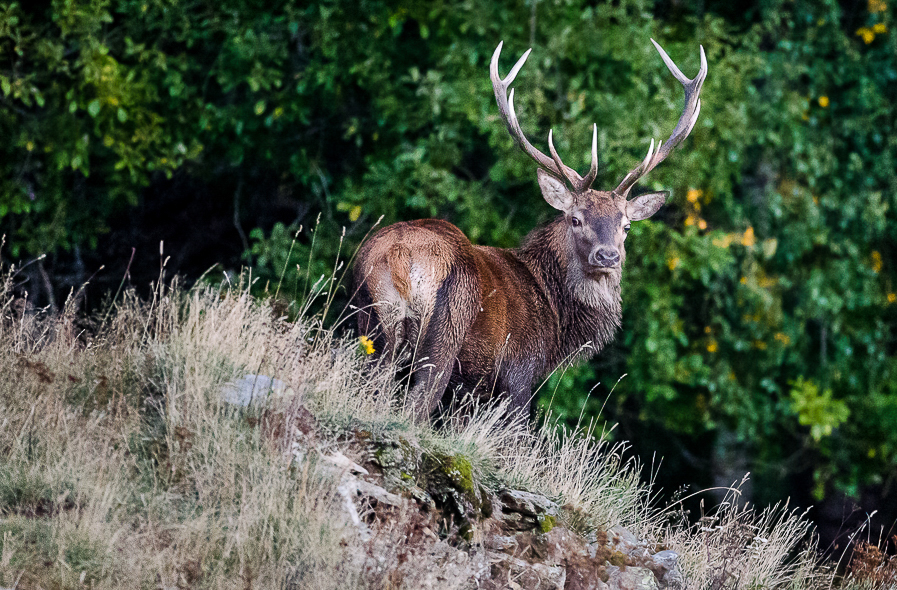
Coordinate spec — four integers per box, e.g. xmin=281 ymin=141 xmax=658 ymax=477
xmin=438 ymin=404 xmax=648 ymax=534
xmin=661 ymin=482 xmax=832 ymax=590
xmin=0 ymin=259 xmax=852 ymax=590
xmin=840 ymin=535 xmax=897 ymax=590
xmin=0 ymin=273 xmax=362 ymax=589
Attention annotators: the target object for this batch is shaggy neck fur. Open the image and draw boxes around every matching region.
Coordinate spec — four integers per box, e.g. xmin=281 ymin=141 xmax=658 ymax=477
xmin=518 ymin=217 xmax=623 ymax=366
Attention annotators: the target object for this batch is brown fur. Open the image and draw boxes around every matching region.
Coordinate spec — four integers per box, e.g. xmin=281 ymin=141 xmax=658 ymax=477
xmin=351 ymin=173 xmax=664 ymax=421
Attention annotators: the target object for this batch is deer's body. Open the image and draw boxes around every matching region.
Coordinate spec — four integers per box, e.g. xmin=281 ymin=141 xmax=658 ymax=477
xmin=354 ymin=216 xmax=624 ymax=414
xmin=353 ymin=39 xmax=707 ymax=421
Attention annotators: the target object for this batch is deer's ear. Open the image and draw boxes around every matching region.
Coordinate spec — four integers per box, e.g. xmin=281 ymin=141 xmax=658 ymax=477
xmin=537 ymin=168 xmax=573 ymax=212
xmin=626 ymin=191 xmax=667 ymax=221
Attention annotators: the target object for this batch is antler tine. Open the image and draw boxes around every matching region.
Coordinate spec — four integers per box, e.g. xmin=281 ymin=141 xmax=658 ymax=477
xmin=548 ymin=129 xmax=578 ymax=188
xmin=614 ymin=41 xmax=707 ymax=198
xmin=491 ymin=43 xmax=556 ymax=174
xmin=491 ymin=42 xmax=594 ymax=190
xmin=578 ymin=124 xmax=599 ymax=192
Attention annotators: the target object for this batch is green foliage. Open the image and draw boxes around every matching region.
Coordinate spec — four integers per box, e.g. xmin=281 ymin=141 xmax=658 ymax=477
xmin=789 ymin=377 xmax=850 ymax=443
xmin=2 ymin=0 xmax=896 ymax=512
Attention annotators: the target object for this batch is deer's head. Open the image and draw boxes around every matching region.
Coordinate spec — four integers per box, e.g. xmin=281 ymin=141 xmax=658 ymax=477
xmin=491 ymin=39 xmax=707 ymax=282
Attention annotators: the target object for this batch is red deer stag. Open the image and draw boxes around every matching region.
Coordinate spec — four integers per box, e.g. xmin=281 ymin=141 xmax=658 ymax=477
xmin=353 ymin=39 xmax=707 ymax=421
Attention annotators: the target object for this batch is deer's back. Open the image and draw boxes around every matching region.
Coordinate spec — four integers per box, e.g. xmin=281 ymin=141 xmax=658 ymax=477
xmin=353 ymin=219 xmax=559 ymax=387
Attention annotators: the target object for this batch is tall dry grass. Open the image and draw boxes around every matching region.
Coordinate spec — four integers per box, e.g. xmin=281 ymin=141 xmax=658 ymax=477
xmin=0 ymin=271 xmax=363 ymax=589
xmin=0 ymin=257 xmax=845 ymax=589
xmin=662 ymin=483 xmax=831 ymax=590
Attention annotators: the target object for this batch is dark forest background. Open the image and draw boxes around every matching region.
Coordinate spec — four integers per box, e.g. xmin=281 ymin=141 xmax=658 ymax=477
xmin=2 ymin=0 xmax=896 ymax=550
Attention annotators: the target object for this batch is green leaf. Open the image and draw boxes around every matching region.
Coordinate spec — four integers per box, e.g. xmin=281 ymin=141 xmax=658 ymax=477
xmin=117 ymin=107 xmax=127 ymax=122
xmin=87 ymin=99 xmax=101 ymax=118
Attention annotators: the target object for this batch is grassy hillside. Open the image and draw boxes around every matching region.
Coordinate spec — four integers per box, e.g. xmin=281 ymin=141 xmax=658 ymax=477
xmin=0 ymin=262 xmax=892 ymax=589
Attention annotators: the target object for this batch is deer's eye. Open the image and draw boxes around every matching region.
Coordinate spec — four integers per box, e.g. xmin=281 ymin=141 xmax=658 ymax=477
xmin=571 ymin=216 xmax=582 ymax=227
xmin=624 ymin=223 xmax=631 ymax=233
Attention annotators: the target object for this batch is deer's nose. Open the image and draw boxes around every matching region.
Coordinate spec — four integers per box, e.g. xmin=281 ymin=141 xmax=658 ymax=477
xmin=590 ymin=246 xmax=620 ymax=268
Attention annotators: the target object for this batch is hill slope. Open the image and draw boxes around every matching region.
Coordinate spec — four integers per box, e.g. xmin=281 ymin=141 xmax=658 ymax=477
xmin=0 ymin=271 xmax=888 ymax=589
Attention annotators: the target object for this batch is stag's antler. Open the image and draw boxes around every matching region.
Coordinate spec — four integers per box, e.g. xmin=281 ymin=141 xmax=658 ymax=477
xmin=613 ymin=40 xmax=707 ymax=198
xmin=490 ymin=42 xmax=599 ymax=193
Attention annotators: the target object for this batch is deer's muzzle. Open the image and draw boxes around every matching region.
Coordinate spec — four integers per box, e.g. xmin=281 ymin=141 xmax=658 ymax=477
xmin=590 ymin=246 xmax=621 ymax=268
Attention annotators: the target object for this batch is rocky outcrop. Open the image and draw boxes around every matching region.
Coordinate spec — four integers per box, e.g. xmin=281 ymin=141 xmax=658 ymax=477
xmin=221 ymin=376 xmax=685 ymax=590
xmin=324 ymin=430 xmax=683 ymax=590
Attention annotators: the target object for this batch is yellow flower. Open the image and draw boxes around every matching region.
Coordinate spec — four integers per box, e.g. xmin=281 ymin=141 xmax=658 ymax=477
xmin=888 ymin=293 xmax=897 ymax=304
xmin=698 ymin=219 xmax=708 ymax=230
xmin=740 ymin=276 xmax=748 ymax=285
xmin=856 ymin=27 xmax=876 ymax=43
xmin=742 ymin=226 xmax=756 ymax=247
xmin=349 ymin=205 xmax=363 ymax=222
xmin=872 ymin=23 xmax=887 ymax=33
xmin=686 ymin=189 xmax=703 ymax=203
xmin=704 ymin=326 xmax=712 ymax=334
xmin=359 ymin=335 xmax=376 ymax=355
xmin=774 ymin=332 xmax=791 ymax=346
xmin=872 ymin=250 xmax=883 ymax=273
xmin=685 ymin=215 xmax=696 ymax=227
xmin=667 ymin=256 xmax=680 ymax=271
xmin=869 ymin=0 xmax=887 ymax=13
xmin=25 ymin=141 xmax=34 ymax=151
xmin=707 ymin=340 xmax=718 ymax=353
xmin=752 ymin=340 xmax=767 ymax=350
xmin=818 ymin=96 xmax=829 ymax=108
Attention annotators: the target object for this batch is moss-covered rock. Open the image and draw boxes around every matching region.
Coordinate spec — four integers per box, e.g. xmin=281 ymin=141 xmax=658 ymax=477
xmin=498 ymin=489 xmax=560 ymax=533
xmin=434 ymin=453 xmax=474 ymax=494
xmin=537 ymin=513 xmax=556 ymax=534
xmin=421 ymin=451 xmax=491 ymax=540
xmin=365 ymin=434 xmax=422 ymax=491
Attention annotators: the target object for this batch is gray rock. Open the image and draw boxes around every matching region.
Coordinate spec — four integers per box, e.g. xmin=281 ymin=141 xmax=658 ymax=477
xmin=333 ymin=473 xmax=404 ymax=542
xmin=651 ymin=550 xmax=679 ymax=573
xmin=336 ymin=479 xmax=369 ymax=540
xmin=484 ymin=534 xmax=519 ymax=553
xmin=338 ymin=474 xmax=405 ymax=508
xmin=486 ymin=551 xmax=566 ymax=590
xmin=499 ymin=489 xmax=559 ymax=517
xmin=406 ymin=484 xmax=437 ymax=510
xmin=610 ymin=524 xmax=639 ymax=548
xmin=607 ymin=566 xmax=658 ymax=590
xmin=321 ymin=450 xmax=369 ymax=475
xmin=651 ymin=550 xmax=683 ymax=590
xmin=658 ymin=568 xmax=683 ymax=590
xmin=220 ymin=373 xmax=292 ymax=407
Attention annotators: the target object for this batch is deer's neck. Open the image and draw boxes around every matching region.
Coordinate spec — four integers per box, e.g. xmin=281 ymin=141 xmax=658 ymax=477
xmin=518 ymin=218 xmax=622 ymax=361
